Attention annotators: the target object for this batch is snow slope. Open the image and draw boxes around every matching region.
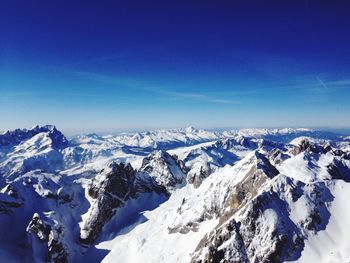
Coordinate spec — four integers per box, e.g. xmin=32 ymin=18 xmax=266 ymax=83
xmin=0 ymin=125 xmax=349 ymax=263
xmin=293 ymin=180 xmax=350 ymax=263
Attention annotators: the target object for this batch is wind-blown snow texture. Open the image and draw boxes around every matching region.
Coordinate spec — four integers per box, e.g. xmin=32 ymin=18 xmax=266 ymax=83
xmin=0 ymin=125 xmax=350 ymax=263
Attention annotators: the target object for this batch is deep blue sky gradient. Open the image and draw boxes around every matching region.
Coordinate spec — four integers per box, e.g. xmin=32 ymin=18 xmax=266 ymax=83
xmin=1 ymin=1 xmax=350 ymax=133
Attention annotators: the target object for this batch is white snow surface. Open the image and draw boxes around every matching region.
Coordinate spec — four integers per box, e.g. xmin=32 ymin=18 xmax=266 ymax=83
xmin=0 ymin=126 xmax=350 ymax=262
xmin=98 ymin=184 xmax=219 ymax=263
xmin=292 ymin=181 xmax=350 ymax=263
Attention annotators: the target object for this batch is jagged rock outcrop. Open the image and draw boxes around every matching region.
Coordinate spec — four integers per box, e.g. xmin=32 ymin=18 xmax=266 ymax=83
xmin=0 ymin=126 xmax=69 ymax=178
xmin=234 ymin=136 xmax=259 ymax=149
xmin=187 ymin=162 xmax=212 ymax=188
xmin=168 ymin=151 xmax=279 ymax=234
xmin=268 ymin=148 xmax=289 ymax=165
xmin=27 ymin=213 xmax=68 ymax=263
xmin=139 ymin=150 xmax=187 ymax=191
xmin=289 ymin=138 xmax=324 ymax=155
xmin=27 ymin=213 xmax=51 ymax=241
xmin=1 ymin=126 xmax=350 ymax=262
xmin=0 ymin=125 xmax=68 ymax=149
xmin=80 ymin=162 xmax=136 ymax=244
xmin=192 ymin=193 xmax=304 ymax=263
xmin=217 ymin=151 xmax=279 ymax=225
xmin=327 ymin=158 xmax=350 ymax=182
xmin=191 ymin=174 xmax=333 ymax=263
xmin=184 ymin=138 xmax=250 ymax=188
xmin=213 ymin=137 xmax=255 ymax=150
xmin=80 ymin=152 xmax=188 ymax=244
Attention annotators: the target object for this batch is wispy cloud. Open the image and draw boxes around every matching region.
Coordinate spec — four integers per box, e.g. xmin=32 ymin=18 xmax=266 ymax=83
xmin=326 ymin=79 xmax=350 ymax=87
xmin=203 ymin=76 xmax=350 ymax=98
xmin=316 ymin=76 xmax=329 ymax=90
xmin=70 ymin=70 xmax=238 ymax=104
xmin=168 ymin=91 xmax=238 ymax=104
xmin=72 ymin=71 xmax=139 ymax=87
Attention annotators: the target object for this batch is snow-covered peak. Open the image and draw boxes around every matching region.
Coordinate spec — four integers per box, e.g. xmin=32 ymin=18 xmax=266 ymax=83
xmin=237 ymin=128 xmax=313 ymax=137
xmin=289 ymin=136 xmax=319 ymax=146
xmin=30 ymin=124 xmax=57 ymax=132
xmin=167 ymin=150 xmax=279 ymax=234
xmin=1 ymin=125 xmax=350 ymax=263
xmin=184 ymin=126 xmax=197 ymax=133
xmin=0 ymin=125 xmax=68 ymax=149
xmin=139 ymin=150 xmax=187 ymax=191
xmin=70 ymin=127 xmax=219 ymax=150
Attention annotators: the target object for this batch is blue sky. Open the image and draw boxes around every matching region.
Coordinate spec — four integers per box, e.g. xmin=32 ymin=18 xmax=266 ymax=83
xmin=1 ymin=1 xmax=350 ymax=134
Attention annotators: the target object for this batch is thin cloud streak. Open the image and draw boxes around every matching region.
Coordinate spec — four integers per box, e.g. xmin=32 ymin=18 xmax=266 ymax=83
xmin=70 ymin=70 xmax=238 ymax=105
xmin=171 ymin=92 xmax=238 ymax=104
xmin=316 ymin=76 xmax=329 ymax=90
xmin=0 ymin=68 xmax=236 ymax=105
xmin=204 ymin=77 xmax=350 ymax=97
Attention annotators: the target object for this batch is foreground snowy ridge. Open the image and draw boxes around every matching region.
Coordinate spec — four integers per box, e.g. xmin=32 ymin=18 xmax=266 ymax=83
xmin=0 ymin=125 xmax=349 ymax=263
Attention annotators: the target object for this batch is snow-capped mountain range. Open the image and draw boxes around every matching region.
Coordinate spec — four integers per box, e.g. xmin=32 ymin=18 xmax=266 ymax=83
xmin=1 ymin=125 xmax=350 ymax=263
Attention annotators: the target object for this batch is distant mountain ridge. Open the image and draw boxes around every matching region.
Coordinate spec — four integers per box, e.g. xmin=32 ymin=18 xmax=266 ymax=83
xmin=0 ymin=125 xmax=68 ymax=149
xmin=0 ymin=125 xmax=349 ymax=262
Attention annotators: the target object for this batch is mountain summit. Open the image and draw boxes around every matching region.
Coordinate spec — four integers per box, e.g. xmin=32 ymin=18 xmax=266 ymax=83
xmin=0 ymin=126 xmax=349 ymax=262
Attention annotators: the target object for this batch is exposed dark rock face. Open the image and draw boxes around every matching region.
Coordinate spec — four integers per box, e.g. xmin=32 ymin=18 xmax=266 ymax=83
xmin=187 ymin=163 xmax=212 ymax=188
xmin=27 ymin=213 xmax=68 ymax=263
xmin=327 ymin=158 xmax=350 ymax=182
xmin=217 ymin=152 xmax=279 ymax=226
xmin=191 ymin=172 xmax=334 ymax=263
xmin=344 ymin=152 xmax=350 ymax=160
xmin=235 ymin=136 xmax=259 ymax=149
xmin=298 ymin=183 xmax=332 ymax=231
xmin=47 ymin=227 xmax=68 ymax=263
xmin=56 ymin=187 xmax=74 ymax=204
xmin=88 ymin=162 xmax=135 ymax=200
xmin=172 ymin=154 xmax=187 ymax=172
xmin=215 ymin=136 xmax=277 ymax=151
xmin=1 ymin=126 xmax=350 ymax=262
xmin=289 ymin=139 xmax=324 ymax=155
xmin=80 ymin=162 xmax=136 ymax=244
xmin=322 ymin=142 xmax=350 ymax=159
xmin=258 ymin=139 xmax=285 ymax=151
xmin=27 ymin=213 xmax=51 ymax=242
xmin=192 ymin=191 xmax=302 ymax=263
xmin=193 ymin=193 xmax=304 ymax=263
xmin=139 ymin=150 xmax=187 ymax=191
xmin=268 ymin=148 xmax=289 ymax=165
xmin=80 ymin=153 xmax=186 ymax=245
xmin=183 ymin=145 xmax=238 ymax=188
xmin=323 ymin=142 xmax=333 ymax=152
xmin=255 ymin=151 xmax=280 ymax=178
xmin=213 ymin=137 xmax=257 ymax=150
xmin=169 ymin=151 xmax=280 ymax=235
xmin=193 ymin=220 xmax=249 ymax=263
xmin=190 ymin=142 xmax=340 ymax=263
